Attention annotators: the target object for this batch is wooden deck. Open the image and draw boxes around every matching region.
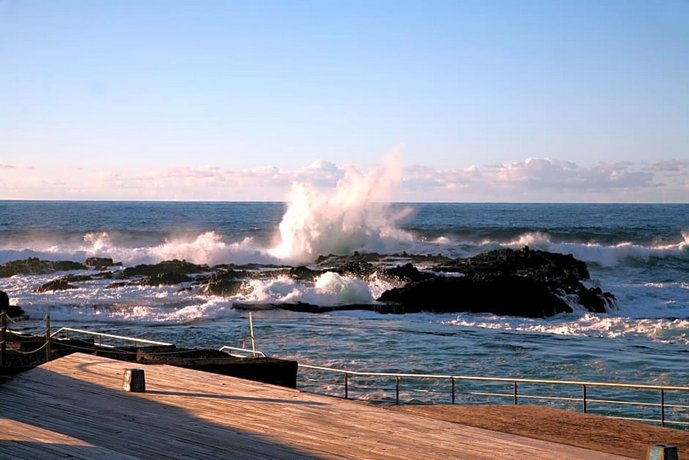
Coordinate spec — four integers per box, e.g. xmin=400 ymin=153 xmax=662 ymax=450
xmin=0 ymin=353 xmax=630 ymax=459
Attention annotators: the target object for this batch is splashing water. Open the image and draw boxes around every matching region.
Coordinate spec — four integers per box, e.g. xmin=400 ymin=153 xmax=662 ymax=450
xmin=270 ymin=153 xmax=413 ymax=263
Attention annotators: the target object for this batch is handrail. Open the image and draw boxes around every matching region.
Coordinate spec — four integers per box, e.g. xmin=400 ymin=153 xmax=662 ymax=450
xmin=298 ymin=363 xmax=689 ymax=428
xmin=50 ymin=327 xmax=173 ymax=347
xmin=299 ymin=364 xmax=689 ymax=392
xmin=219 ymin=345 xmax=266 ymax=358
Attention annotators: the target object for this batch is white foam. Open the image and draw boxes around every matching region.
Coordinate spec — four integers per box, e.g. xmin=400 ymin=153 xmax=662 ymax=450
xmin=229 ymin=272 xmax=395 ymax=307
xmin=446 ymin=313 xmax=689 ymax=345
xmin=502 ymin=231 xmax=689 ymax=267
xmin=269 ymin=152 xmax=414 ymax=264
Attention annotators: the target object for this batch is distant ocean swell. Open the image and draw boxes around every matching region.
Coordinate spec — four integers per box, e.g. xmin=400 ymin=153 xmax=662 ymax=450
xmin=1 ymin=227 xmax=686 ymax=268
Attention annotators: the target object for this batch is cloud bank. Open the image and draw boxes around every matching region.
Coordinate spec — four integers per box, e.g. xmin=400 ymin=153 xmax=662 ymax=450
xmin=1 ymin=158 xmax=687 ymax=202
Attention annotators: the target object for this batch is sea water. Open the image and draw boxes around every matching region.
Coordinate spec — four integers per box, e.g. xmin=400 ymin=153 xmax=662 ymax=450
xmin=1 ymin=199 xmax=688 ymax=415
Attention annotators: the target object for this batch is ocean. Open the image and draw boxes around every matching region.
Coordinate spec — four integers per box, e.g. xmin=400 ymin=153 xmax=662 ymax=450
xmin=1 ymin=200 xmax=689 ymax=412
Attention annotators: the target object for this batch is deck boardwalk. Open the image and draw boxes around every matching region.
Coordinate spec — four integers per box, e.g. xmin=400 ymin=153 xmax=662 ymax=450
xmin=1 ymin=353 xmax=629 ymax=459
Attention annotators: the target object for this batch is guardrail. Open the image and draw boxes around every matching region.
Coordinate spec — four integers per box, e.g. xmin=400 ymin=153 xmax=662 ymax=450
xmin=50 ymin=327 xmax=173 ymax=348
xmin=219 ymin=345 xmax=266 ymax=358
xmin=299 ymin=364 xmax=689 ymax=428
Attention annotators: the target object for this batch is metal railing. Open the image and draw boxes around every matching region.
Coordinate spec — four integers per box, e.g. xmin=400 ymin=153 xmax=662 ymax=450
xmin=50 ymin=327 xmax=173 ymax=348
xmin=219 ymin=345 xmax=266 ymax=358
xmin=299 ymin=364 xmax=689 ymax=428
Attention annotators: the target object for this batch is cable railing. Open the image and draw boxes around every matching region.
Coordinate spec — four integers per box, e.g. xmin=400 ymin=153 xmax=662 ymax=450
xmin=298 ymin=364 xmax=689 ymax=428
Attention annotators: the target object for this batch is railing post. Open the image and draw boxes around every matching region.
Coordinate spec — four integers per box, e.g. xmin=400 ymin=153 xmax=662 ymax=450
xmin=582 ymin=385 xmax=587 ymax=413
xmin=395 ymin=376 xmax=400 ymax=405
xmin=249 ymin=312 xmax=256 ymax=357
xmin=661 ymin=389 xmax=665 ymax=427
xmin=513 ymin=381 xmax=518 ymax=405
xmin=451 ymin=378 xmax=456 ymax=404
xmin=344 ymin=373 xmax=349 ymax=399
xmin=45 ymin=314 xmax=51 ymax=362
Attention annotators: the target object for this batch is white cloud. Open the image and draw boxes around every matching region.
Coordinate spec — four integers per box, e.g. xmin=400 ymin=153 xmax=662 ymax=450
xmin=401 ymin=158 xmax=686 ymax=202
xmin=1 ymin=158 xmax=686 ymax=202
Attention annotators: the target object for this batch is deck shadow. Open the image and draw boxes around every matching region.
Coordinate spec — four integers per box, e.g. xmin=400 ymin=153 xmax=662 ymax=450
xmin=0 ymin=361 xmax=323 ymax=459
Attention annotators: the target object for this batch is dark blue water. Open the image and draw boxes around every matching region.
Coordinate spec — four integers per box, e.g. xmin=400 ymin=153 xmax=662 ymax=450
xmin=1 ymin=201 xmax=688 ymax=420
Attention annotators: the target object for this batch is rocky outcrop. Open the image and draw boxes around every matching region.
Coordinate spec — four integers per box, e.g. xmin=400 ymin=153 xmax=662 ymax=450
xmin=84 ymin=257 xmax=121 ymax=269
xmin=378 ymin=247 xmax=615 ymax=317
xmin=122 ymin=259 xmax=208 ymax=278
xmin=0 ymin=258 xmax=85 ymax=278
xmin=201 ymin=270 xmax=246 ymax=296
xmin=35 ymin=279 xmax=78 ymax=292
xmin=4 ymin=248 xmax=616 ymax=319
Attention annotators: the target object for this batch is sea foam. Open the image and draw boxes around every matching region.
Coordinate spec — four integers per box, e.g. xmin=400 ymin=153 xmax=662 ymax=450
xmin=270 ymin=152 xmax=414 ymax=264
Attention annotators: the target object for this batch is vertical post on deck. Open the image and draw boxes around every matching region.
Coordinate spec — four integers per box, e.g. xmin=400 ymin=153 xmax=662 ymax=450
xmin=583 ymin=385 xmax=587 ymax=413
xmin=661 ymin=389 xmax=665 ymax=427
xmin=344 ymin=372 xmax=349 ymax=399
xmin=451 ymin=378 xmax=456 ymax=404
xmin=396 ymin=376 xmax=400 ymax=405
xmin=45 ymin=314 xmax=51 ymax=362
xmin=513 ymin=381 xmax=518 ymax=405
xmin=249 ymin=312 xmax=256 ymax=357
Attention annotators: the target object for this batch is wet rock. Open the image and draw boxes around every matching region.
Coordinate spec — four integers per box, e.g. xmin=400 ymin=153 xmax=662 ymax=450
xmin=106 ymin=281 xmax=129 ymax=289
xmin=62 ymin=274 xmax=93 ymax=283
xmin=290 ymin=266 xmax=320 ymax=281
xmin=378 ymin=276 xmax=573 ymax=317
xmin=336 ymin=260 xmax=376 ymax=278
xmin=35 ymin=279 xmax=78 ymax=292
xmin=381 ymin=263 xmax=428 ymax=283
xmin=202 ymin=271 xmax=245 ymax=296
xmin=378 ymin=247 xmax=615 ymax=318
xmin=0 ymin=258 xmax=86 ymax=278
xmin=140 ymin=272 xmax=193 ymax=286
xmin=85 ymin=257 xmax=121 ymax=269
xmin=122 ymin=259 xmax=208 ymax=278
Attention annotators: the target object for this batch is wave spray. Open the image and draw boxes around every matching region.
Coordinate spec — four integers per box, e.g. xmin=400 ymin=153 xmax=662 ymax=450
xmin=270 ymin=152 xmax=413 ymax=263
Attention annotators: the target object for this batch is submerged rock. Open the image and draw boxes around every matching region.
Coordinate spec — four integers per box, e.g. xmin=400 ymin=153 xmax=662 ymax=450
xmin=140 ymin=272 xmax=193 ymax=286
xmin=35 ymin=279 xmax=78 ymax=292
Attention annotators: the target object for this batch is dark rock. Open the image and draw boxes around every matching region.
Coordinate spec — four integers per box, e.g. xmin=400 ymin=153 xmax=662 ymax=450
xmin=578 ymin=286 xmax=617 ymax=313
xmin=62 ymin=274 xmax=93 ymax=283
xmin=337 ymin=260 xmax=376 ymax=278
xmin=378 ymin=276 xmax=573 ymax=317
xmin=1 ymin=290 xmax=25 ymax=317
xmin=381 ymin=263 xmax=427 ymax=283
xmin=202 ymin=270 xmax=245 ymax=296
xmin=0 ymin=258 xmax=86 ymax=278
xmin=377 ymin=247 xmax=615 ymax=318
xmin=106 ymin=282 xmax=129 ymax=289
xmin=35 ymin=279 xmax=77 ymax=292
xmin=290 ymin=266 xmax=320 ymax=281
xmin=122 ymin=259 xmax=208 ymax=278
xmin=140 ymin=272 xmax=193 ymax=286
xmin=84 ymin=257 xmax=121 ymax=269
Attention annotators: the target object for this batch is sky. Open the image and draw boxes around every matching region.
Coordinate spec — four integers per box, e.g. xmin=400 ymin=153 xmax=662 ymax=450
xmin=1 ymin=0 xmax=687 ymax=202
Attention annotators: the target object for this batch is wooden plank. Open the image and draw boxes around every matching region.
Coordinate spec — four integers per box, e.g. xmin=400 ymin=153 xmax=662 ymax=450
xmin=0 ymin=353 xmax=631 ymax=459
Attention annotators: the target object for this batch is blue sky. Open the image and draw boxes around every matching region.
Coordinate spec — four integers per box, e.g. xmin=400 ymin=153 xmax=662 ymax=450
xmin=1 ymin=0 xmax=687 ymax=202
